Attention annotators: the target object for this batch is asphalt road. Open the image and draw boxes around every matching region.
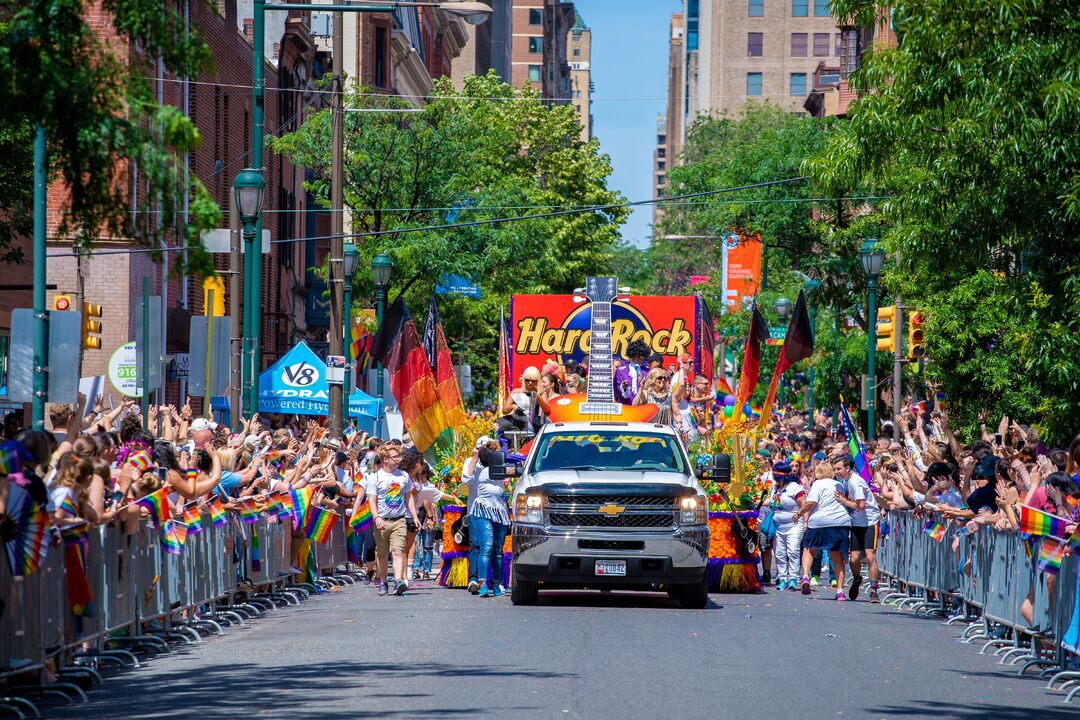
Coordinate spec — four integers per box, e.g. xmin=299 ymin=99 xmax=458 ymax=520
xmin=47 ymin=579 xmax=1075 ymax=720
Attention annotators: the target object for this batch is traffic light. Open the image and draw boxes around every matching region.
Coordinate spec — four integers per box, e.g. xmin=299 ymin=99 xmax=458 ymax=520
xmin=203 ymin=276 xmax=225 ymax=317
xmin=875 ymin=305 xmax=896 ymax=353
xmin=908 ymin=310 xmax=926 ymax=359
xmin=52 ymin=294 xmax=73 ymax=312
xmin=83 ymin=303 xmax=103 ymax=350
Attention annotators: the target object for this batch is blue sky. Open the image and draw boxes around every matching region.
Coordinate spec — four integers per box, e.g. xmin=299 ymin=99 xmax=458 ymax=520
xmin=573 ymin=0 xmax=680 ymax=248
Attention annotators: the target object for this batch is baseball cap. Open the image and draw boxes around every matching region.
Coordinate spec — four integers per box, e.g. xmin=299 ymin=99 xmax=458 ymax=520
xmin=475 ymin=435 xmax=492 ymax=449
xmin=190 ymin=418 xmax=217 ymax=432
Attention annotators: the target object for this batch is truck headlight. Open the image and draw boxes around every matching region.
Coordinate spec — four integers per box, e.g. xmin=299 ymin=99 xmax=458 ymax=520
xmin=678 ymin=495 xmax=707 ymax=525
xmin=515 ymin=493 xmax=544 ymax=524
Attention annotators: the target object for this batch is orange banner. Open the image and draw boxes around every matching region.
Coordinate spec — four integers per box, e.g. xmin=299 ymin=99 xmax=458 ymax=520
xmin=510 ymin=295 xmax=700 ymax=381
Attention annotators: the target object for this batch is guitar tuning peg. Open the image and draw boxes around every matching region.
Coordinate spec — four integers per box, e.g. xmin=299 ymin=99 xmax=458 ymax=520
xmin=573 ymin=287 xmax=586 ymax=294
xmin=572 ymin=295 xmax=586 ymax=304
xmin=618 ymin=286 xmax=632 ymax=294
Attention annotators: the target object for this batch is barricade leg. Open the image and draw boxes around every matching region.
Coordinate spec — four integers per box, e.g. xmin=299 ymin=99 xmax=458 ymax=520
xmin=0 ymin=695 xmax=40 ymax=718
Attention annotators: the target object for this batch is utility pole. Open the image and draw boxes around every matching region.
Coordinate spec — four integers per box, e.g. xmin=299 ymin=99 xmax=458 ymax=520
xmin=326 ymin=9 xmax=345 ymax=438
xmin=76 ymin=250 xmax=85 ymax=379
xmin=893 ymin=296 xmax=904 ymax=442
xmin=229 ymin=193 xmax=242 ymax=421
xmin=31 ymin=124 xmax=47 ymax=429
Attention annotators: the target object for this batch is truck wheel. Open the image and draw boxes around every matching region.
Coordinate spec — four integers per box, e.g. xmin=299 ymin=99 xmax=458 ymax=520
xmin=678 ymin=577 xmax=709 ymax=609
xmin=511 ymin=567 xmax=539 ymax=606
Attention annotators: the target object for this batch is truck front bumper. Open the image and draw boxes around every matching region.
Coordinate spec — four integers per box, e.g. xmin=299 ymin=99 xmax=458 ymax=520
xmin=512 ymin=524 xmax=709 ymax=586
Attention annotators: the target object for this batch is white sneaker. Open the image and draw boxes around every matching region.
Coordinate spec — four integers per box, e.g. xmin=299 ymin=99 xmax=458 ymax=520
xmin=467 ymin=580 xmax=480 ymax=595
xmin=394 ymin=579 xmax=408 ymax=596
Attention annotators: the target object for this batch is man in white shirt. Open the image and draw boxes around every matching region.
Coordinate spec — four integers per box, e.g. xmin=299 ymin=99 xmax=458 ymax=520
xmin=832 ymin=454 xmax=882 ymax=603
xmin=365 ymin=444 xmax=421 ymax=596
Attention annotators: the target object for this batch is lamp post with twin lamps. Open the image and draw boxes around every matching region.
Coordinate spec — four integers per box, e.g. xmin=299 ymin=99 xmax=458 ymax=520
xmin=371 ymin=254 xmax=394 ymax=402
xmin=860 ymin=240 xmax=886 ymax=439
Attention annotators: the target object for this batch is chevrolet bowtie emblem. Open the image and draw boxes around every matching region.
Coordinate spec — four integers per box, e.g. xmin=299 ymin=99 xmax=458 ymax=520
xmin=597 ymin=503 xmax=626 ymax=517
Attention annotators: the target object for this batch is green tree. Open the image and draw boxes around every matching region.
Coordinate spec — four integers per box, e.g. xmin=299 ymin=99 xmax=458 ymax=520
xmin=810 ymin=0 xmax=1080 ymax=443
xmin=0 ymin=0 xmax=220 ymax=271
xmin=270 ymin=72 xmax=626 ymax=401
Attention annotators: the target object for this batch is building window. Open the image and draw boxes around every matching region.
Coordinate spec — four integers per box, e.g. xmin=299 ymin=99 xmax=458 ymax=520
xmin=529 ymin=36 xmax=542 ymax=54
xmin=658 ymin=148 xmax=666 ymax=158
xmin=840 ymin=28 xmax=858 ymax=79
xmin=748 ymin=0 xmax=763 ymax=17
xmin=792 ymin=0 xmax=808 ymax=16
xmin=790 ymin=72 xmax=807 ymax=96
xmin=658 ymin=175 xmax=665 ymax=186
xmin=813 ymin=32 xmax=830 ymax=56
xmin=374 ymin=25 xmax=388 ymax=88
xmin=529 ymin=8 xmax=542 ymax=24
xmin=658 ymin=161 xmax=666 ymax=171
xmin=528 ymin=65 xmax=541 ymax=83
xmin=814 ymin=0 xmax=830 ymax=17
xmin=747 ymin=72 xmax=762 ymax=96
xmin=747 ymin=32 xmax=763 ymax=57
xmin=835 ymin=32 xmax=843 ymax=55
xmin=575 ymin=104 xmax=580 ymax=113
xmin=791 ymin=32 xmax=807 ymax=56
xmin=573 ymin=48 xmax=580 ymax=57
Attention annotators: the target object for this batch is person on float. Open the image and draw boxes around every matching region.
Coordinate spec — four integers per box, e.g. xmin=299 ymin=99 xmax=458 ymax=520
xmin=615 ymin=339 xmax=650 ymax=405
xmin=499 ymin=366 xmax=540 ymax=434
xmin=633 ymin=368 xmax=678 ymax=428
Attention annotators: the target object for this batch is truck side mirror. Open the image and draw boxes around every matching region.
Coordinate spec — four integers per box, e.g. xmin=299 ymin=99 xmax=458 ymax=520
xmin=708 ymin=453 xmax=732 ymax=484
xmin=487 ymin=452 xmax=520 ymax=480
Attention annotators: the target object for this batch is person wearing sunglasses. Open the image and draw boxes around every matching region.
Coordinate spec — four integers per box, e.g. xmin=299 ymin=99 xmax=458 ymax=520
xmin=634 ymin=367 xmax=677 ymax=427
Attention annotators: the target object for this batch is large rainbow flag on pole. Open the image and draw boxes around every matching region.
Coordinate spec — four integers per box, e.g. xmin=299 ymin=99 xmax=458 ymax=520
xmin=839 ymin=396 xmax=877 ymax=492
xmin=369 ymin=298 xmax=450 ymax=455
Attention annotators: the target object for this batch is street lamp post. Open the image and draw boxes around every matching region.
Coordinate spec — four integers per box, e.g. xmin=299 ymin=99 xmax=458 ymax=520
xmin=775 ymin=296 xmax=791 ymax=410
xmin=860 ymin=239 xmax=886 ymax=439
xmin=342 ymin=242 xmax=359 ymax=408
xmin=240 ymin=0 xmax=491 ymax=423
xmin=803 ymin=279 xmax=821 ymax=416
xmin=233 ymin=167 xmax=265 ymax=418
xmin=371 ymin=254 xmax=393 ymax=401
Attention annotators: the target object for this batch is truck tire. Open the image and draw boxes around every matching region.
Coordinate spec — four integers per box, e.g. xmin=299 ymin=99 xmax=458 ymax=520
xmin=678 ymin=577 xmax=709 ymax=609
xmin=511 ymin=567 xmax=539 ymax=606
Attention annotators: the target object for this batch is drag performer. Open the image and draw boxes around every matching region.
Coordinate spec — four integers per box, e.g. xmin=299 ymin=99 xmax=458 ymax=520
xmin=615 ymin=339 xmax=650 ymax=405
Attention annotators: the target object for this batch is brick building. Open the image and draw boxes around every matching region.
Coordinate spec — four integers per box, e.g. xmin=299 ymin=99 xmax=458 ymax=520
xmin=450 ymin=0 xmax=513 ymax=87
xmin=44 ymin=0 xmax=323 ymax=406
xmin=510 ymin=0 xmax=574 ymax=103
xmin=804 ymin=7 xmax=898 ymax=118
xmin=567 ymin=9 xmax=591 ymax=140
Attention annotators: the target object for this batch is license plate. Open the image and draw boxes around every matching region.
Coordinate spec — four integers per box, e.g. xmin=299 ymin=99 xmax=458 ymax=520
xmin=595 ymin=560 xmax=626 ymax=576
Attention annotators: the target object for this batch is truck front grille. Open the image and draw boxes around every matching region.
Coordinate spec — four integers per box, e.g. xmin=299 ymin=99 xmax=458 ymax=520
xmin=549 ymin=511 xmax=674 ymax=529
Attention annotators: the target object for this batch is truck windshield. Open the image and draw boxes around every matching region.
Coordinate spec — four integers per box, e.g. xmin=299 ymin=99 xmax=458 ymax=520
xmin=529 ymin=431 xmax=687 ymax=474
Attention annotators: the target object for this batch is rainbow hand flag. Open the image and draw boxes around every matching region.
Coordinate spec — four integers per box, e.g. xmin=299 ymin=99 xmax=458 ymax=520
xmin=60 ymin=521 xmax=90 ymax=546
xmin=1036 ymin=537 xmax=1066 ymax=576
xmin=923 ymin=520 xmax=947 ymax=542
xmin=2 ymin=484 xmax=49 ymax=576
xmin=207 ymin=496 xmax=228 ymax=527
xmin=250 ymin=525 xmax=262 ymax=571
xmin=1066 ymin=525 xmax=1080 ymax=553
xmin=57 ymin=493 xmax=79 ymax=519
xmin=134 ymin=486 xmax=171 ymax=527
xmin=0 ymin=441 xmax=28 ymax=475
xmin=161 ymin=520 xmax=188 ymax=555
xmin=65 ymin=541 xmax=93 ymax=617
xmin=237 ymin=497 xmax=262 ymax=524
xmin=304 ymin=507 xmax=339 ymax=544
xmin=1018 ymin=505 xmax=1068 ymax=538
xmin=128 ymin=450 xmax=152 ymax=472
xmin=182 ymin=502 xmax=204 ymax=535
xmin=349 ymin=504 xmax=373 ymax=532
xmin=291 ymin=486 xmax=316 ymax=531
xmin=270 ymin=491 xmax=295 ymax=520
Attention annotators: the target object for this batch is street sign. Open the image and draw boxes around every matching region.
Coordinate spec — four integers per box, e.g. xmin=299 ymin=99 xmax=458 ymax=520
xmin=6 ymin=309 xmax=82 ymax=404
xmin=765 ymin=326 xmax=786 ymax=345
xmin=326 ymin=355 xmax=345 ymax=386
xmin=134 ymin=295 xmax=162 ymax=392
xmin=435 ymin=274 xmax=481 ymax=299
xmin=108 ymin=342 xmax=141 ymax=397
xmin=200 ymin=228 xmax=271 ymax=254
xmin=187 ymin=317 xmax=230 ymax=396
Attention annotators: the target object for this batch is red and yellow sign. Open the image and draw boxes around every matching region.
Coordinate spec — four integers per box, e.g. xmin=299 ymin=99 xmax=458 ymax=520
xmin=510 ymin=295 xmax=701 ymax=382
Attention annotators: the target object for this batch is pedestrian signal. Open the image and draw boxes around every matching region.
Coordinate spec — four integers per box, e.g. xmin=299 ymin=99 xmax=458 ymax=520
xmin=52 ymin=294 xmax=72 ymax=312
xmin=908 ymin=311 xmax=925 ymax=359
xmin=875 ymin=305 xmax=896 ymax=353
xmin=83 ymin=303 xmax=103 ymax=350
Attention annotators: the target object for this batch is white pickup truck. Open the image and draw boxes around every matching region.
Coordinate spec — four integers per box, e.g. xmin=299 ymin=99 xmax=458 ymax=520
xmin=503 ymin=421 xmax=711 ymax=608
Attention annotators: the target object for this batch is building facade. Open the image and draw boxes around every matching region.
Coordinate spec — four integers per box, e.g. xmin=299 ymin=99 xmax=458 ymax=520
xmin=664 ymin=12 xmax=686 ymax=166
xmin=450 ymin=0 xmax=512 ymax=87
xmin=567 ymin=10 xmax=592 ymax=140
xmin=652 ymin=114 xmax=669 ymax=228
xmin=510 ymin=0 xmax=574 ymax=103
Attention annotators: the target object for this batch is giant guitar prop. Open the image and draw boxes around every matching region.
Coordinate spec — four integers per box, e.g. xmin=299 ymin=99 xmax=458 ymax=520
xmin=545 ymin=276 xmax=658 ymax=423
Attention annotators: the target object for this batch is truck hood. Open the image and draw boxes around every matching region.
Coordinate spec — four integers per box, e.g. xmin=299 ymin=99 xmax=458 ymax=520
xmin=521 ymin=470 xmax=698 ymax=491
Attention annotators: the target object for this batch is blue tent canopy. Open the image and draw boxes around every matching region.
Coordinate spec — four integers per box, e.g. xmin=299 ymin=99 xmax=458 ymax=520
xmin=258 ymin=341 xmax=383 ymax=428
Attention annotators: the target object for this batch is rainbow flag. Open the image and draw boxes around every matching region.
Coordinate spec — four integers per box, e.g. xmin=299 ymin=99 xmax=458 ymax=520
xmin=351 ymin=316 xmax=373 ymax=376
xmin=0 ymin=441 xmax=27 ymax=475
xmin=60 ymin=522 xmax=90 ymax=546
xmin=250 ymin=525 xmax=261 ymax=571
xmin=161 ymin=520 xmax=188 ymax=555
xmin=182 ymin=502 xmax=204 ymax=535
xmin=305 ymin=507 xmax=339 ymax=545
xmin=134 ymin=486 xmax=170 ymax=527
xmin=57 ymin=493 xmax=79 ymax=519
xmin=1036 ymin=537 xmax=1066 ymax=576
xmin=1018 ymin=505 xmax=1068 ymax=538
xmin=923 ymin=520 xmax=946 ymax=542
xmin=839 ymin=398 xmax=877 ymax=492
xmin=349 ymin=503 xmax=373 ymax=532
xmin=65 ymin=541 xmax=93 ymax=617
xmin=2 ymin=484 xmax=49 ymax=576
xmin=207 ymin=496 xmax=227 ymax=527
xmin=128 ymin=450 xmax=152 ymax=472
xmin=1066 ymin=525 xmax=1080 ymax=553
xmin=237 ymin=497 xmax=262 ymax=524
xmin=270 ymin=491 xmax=294 ymax=520
xmin=291 ymin=486 xmax=316 ymax=531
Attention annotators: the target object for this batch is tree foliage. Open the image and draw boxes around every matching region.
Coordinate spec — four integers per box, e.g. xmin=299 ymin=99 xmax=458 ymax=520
xmin=0 ymin=0 xmax=220 ymax=272
xmin=810 ymin=0 xmax=1080 ymax=443
xmin=270 ymin=72 xmax=626 ymax=402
